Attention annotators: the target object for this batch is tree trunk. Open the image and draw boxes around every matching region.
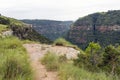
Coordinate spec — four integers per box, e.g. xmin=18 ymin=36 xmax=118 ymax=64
xmin=111 ymin=63 xmax=115 ymax=75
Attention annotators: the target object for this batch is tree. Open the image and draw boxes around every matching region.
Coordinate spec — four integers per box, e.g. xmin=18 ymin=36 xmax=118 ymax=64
xmin=85 ymin=42 xmax=102 ymax=66
xmin=74 ymin=42 xmax=102 ymax=71
xmin=103 ymin=45 xmax=120 ymax=75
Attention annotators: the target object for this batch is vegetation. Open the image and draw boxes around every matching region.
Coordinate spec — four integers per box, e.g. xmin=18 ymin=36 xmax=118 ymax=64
xmin=59 ymin=63 xmax=118 ymax=80
xmin=102 ymin=45 xmax=120 ymax=75
xmin=0 ymin=24 xmax=8 ymax=33
xmin=74 ymin=42 xmax=120 ymax=78
xmin=54 ymin=38 xmax=80 ymax=50
xmin=54 ymin=38 xmax=71 ymax=46
xmin=41 ymin=51 xmax=59 ymax=71
xmin=41 ymin=49 xmax=119 ymax=80
xmin=74 ymin=10 xmax=120 ymax=26
xmin=0 ymin=16 xmax=10 ymax=25
xmin=0 ymin=36 xmax=33 ymax=80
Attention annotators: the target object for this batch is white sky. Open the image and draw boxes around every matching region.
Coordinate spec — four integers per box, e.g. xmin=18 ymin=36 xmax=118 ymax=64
xmin=0 ymin=0 xmax=120 ymax=21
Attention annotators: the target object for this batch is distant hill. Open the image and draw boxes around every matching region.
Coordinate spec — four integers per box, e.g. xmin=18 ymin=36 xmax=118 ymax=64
xmin=66 ymin=10 xmax=120 ymax=49
xmin=21 ymin=20 xmax=73 ymax=40
xmin=0 ymin=15 xmax=51 ymax=43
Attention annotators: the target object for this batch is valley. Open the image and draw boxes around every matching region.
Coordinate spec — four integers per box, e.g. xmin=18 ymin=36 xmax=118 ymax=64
xmin=1 ymin=10 xmax=120 ymax=80
xmin=21 ymin=20 xmax=73 ymax=40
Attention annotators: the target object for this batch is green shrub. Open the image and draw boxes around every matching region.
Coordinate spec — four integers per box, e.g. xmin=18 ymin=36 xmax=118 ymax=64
xmin=41 ymin=51 xmax=59 ymax=71
xmin=54 ymin=38 xmax=80 ymax=50
xmin=54 ymin=38 xmax=71 ymax=46
xmin=102 ymin=45 xmax=120 ymax=75
xmin=0 ymin=16 xmax=10 ymax=25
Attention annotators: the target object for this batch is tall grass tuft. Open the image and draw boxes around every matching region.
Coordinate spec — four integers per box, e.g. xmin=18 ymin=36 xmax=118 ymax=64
xmin=0 ymin=36 xmax=33 ymax=80
xmin=41 ymin=51 xmax=59 ymax=71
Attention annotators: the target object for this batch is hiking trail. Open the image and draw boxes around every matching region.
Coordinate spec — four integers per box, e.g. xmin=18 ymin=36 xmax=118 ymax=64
xmin=23 ymin=43 xmax=79 ymax=80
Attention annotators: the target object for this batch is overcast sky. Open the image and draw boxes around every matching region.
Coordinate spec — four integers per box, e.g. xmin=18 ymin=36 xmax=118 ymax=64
xmin=0 ymin=0 xmax=120 ymax=21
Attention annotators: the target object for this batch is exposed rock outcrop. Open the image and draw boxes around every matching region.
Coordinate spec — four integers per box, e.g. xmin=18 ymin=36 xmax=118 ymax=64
xmin=10 ymin=24 xmax=32 ymax=39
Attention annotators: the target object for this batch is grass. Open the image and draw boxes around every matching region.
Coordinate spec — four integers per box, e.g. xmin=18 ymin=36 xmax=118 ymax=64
xmin=41 ymin=51 xmax=59 ymax=71
xmin=21 ymin=39 xmax=37 ymax=44
xmin=40 ymin=51 xmax=119 ymax=80
xmin=0 ymin=24 xmax=8 ymax=33
xmin=59 ymin=63 xmax=119 ymax=80
xmin=9 ymin=17 xmax=25 ymax=27
xmin=54 ymin=38 xmax=80 ymax=50
xmin=0 ymin=36 xmax=33 ymax=80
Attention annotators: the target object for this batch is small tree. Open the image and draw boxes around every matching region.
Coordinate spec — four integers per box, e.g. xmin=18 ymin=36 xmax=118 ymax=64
xmin=85 ymin=42 xmax=102 ymax=66
xmin=74 ymin=42 xmax=102 ymax=71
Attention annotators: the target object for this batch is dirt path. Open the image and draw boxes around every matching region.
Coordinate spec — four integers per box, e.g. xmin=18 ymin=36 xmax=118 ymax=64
xmin=23 ymin=43 xmax=80 ymax=80
xmin=23 ymin=44 xmax=58 ymax=80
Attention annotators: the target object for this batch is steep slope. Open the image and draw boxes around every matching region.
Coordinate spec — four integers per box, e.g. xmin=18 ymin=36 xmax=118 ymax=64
xmin=21 ymin=20 xmax=73 ymax=40
xmin=0 ymin=15 xmax=51 ymax=43
xmin=66 ymin=10 xmax=120 ymax=49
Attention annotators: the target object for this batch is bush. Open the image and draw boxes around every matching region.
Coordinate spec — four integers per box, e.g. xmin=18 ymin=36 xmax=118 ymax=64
xmin=54 ymin=38 xmax=80 ymax=50
xmin=41 ymin=52 xmax=59 ymax=71
xmin=54 ymin=38 xmax=71 ymax=46
xmin=0 ymin=16 xmax=10 ymax=25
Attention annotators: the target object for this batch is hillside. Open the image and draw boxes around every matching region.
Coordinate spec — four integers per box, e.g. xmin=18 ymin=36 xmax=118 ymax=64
xmin=66 ymin=10 xmax=120 ymax=49
xmin=0 ymin=15 xmax=51 ymax=43
xmin=21 ymin=20 xmax=73 ymax=40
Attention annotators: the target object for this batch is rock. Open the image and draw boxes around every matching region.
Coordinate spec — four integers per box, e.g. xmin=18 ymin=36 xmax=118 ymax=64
xmin=2 ymin=30 xmax=13 ymax=36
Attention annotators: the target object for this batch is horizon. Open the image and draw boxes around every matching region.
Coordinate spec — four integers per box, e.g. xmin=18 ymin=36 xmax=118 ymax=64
xmin=0 ymin=0 xmax=120 ymax=21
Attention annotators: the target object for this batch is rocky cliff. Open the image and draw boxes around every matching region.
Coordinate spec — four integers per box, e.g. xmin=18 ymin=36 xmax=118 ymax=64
xmin=66 ymin=10 xmax=120 ymax=49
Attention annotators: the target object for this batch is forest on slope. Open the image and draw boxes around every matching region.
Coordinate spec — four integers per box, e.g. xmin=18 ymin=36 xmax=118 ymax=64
xmin=66 ymin=10 xmax=120 ymax=49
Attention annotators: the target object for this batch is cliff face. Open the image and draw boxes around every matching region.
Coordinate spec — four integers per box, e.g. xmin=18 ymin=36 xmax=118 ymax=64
xmin=0 ymin=16 xmax=51 ymax=43
xmin=21 ymin=20 xmax=73 ymax=40
xmin=66 ymin=10 xmax=120 ymax=49
xmin=10 ymin=24 xmax=32 ymax=39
